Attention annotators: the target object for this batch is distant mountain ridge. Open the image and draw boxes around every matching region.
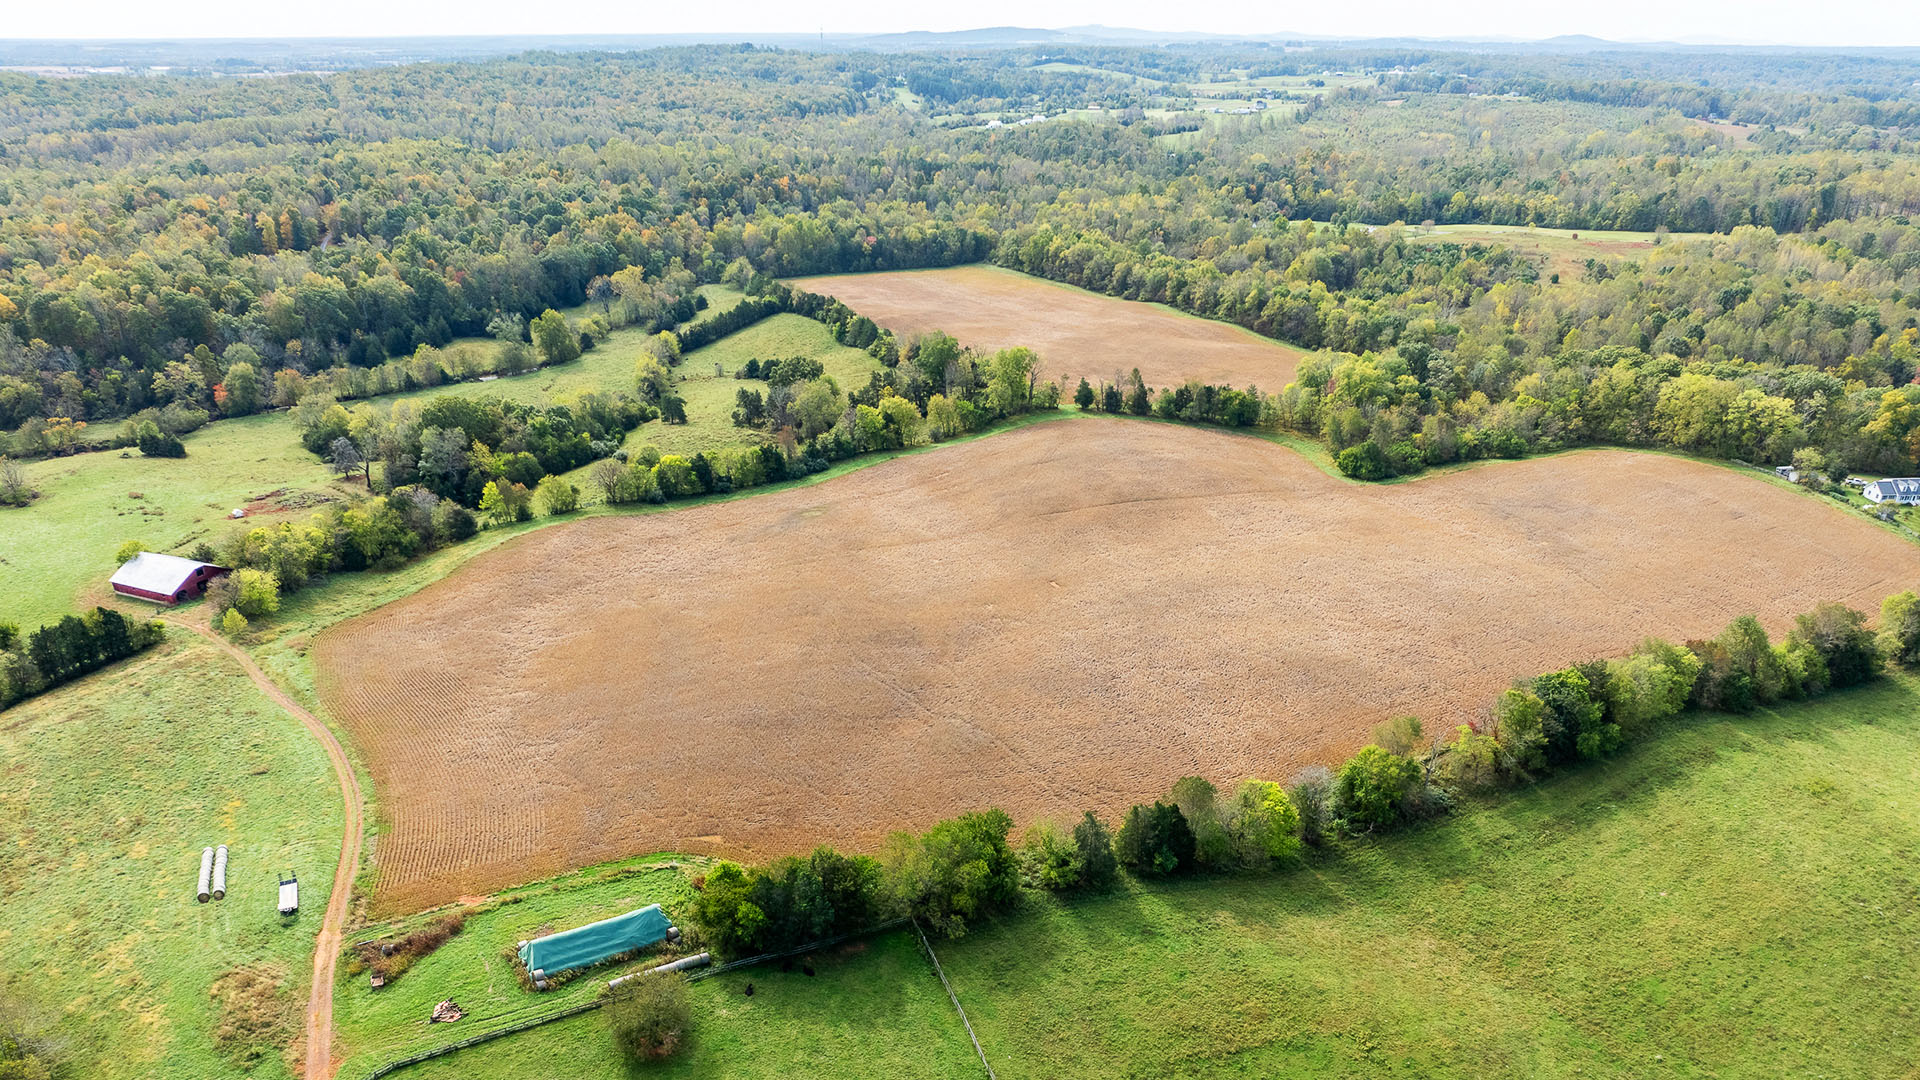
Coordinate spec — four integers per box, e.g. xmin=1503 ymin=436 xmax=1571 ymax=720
xmin=2 ymin=28 xmax=1915 ymax=72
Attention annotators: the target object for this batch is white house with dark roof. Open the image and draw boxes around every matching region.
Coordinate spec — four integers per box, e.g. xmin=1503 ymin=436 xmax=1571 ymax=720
xmin=109 ymin=552 xmax=229 ymax=605
xmin=1863 ymin=478 xmax=1920 ymax=506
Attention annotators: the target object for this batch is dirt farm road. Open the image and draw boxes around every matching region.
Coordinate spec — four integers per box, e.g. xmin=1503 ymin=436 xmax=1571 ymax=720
xmin=168 ymin=619 xmax=363 ymax=1080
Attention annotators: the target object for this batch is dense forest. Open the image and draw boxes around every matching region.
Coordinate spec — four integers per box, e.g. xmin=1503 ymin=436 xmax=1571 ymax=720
xmin=1 ymin=43 xmax=1919 ymax=478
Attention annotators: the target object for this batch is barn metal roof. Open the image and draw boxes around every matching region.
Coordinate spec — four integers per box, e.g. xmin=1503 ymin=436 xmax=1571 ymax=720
xmin=110 ymin=552 xmax=221 ymax=595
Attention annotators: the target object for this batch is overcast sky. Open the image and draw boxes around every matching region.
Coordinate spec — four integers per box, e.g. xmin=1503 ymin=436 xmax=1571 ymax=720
xmin=14 ymin=0 xmax=1919 ymax=47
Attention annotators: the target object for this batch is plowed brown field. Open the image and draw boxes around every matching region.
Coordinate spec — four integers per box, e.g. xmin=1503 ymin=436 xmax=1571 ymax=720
xmin=315 ymin=419 xmax=1920 ymax=912
xmin=791 ymin=265 xmax=1305 ymax=391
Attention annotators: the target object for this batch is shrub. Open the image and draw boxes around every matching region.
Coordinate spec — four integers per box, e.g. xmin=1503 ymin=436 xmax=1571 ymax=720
xmin=231 ymin=569 xmax=280 ymax=618
xmin=1019 ymin=820 xmax=1083 ymax=891
xmin=1879 ymin=591 xmax=1920 ymax=666
xmin=1336 ymin=441 xmax=1390 ymax=480
xmin=1170 ymin=776 xmax=1233 ymax=868
xmin=1788 ymin=602 xmax=1881 ymax=690
xmin=1605 ymin=638 xmax=1701 ymax=737
xmin=1490 ymin=687 xmax=1547 ymax=777
xmin=1371 ymin=714 xmax=1424 ymax=756
xmin=1438 ymin=724 xmax=1503 ymax=791
xmin=114 ymin=538 xmax=149 ymax=565
xmin=1071 ymin=811 xmax=1119 ymax=890
xmin=690 ymin=862 xmax=766 ymax=957
xmin=605 ymin=972 xmax=690 ymax=1061
xmin=135 ymin=420 xmax=186 ymax=457
xmin=219 ymin=608 xmax=249 ymax=637
xmin=0 ymin=997 xmax=56 ymax=1080
xmin=1531 ymin=667 xmax=1609 ymax=763
xmin=365 ymin=911 xmax=466 ymax=984
xmin=1227 ymin=779 xmax=1301 ymax=864
xmin=0 ymin=456 xmax=33 ymax=507
xmin=537 ymin=476 xmax=580 ymax=515
xmin=1113 ymin=801 xmax=1196 ymax=876
xmin=1333 ymin=745 xmax=1424 ymax=829
xmin=882 ymin=809 xmax=1019 ymax=937
xmin=1287 ymin=766 xmax=1333 ymax=847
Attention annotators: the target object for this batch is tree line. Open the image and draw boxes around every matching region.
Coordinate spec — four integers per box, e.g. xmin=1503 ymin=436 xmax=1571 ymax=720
xmin=0 ymin=606 xmax=164 ymax=710
xmin=663 ymin=580 xmax=1920 ymax=991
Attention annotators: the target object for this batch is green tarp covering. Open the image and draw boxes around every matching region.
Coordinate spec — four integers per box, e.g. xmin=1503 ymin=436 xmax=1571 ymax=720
xmin=516 ymin=904 xmax=672 ymax=976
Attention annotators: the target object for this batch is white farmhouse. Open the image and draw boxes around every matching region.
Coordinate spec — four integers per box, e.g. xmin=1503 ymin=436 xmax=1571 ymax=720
xmin=1862 ymin=478 xmax=1920 ymax=505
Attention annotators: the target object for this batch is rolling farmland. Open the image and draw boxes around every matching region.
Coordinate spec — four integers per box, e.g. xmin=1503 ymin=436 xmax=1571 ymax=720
xmin=313 ymin=418 xmax=1920 ymax=911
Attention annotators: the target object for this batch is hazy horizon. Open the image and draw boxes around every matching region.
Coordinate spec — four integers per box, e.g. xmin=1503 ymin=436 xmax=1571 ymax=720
xmin=9 ymin=0 xmax=1918 ymax=50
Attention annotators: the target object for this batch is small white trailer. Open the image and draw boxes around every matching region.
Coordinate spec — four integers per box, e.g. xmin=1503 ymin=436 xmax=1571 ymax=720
xmin=277 ymin=873 xmax=299 ymax=916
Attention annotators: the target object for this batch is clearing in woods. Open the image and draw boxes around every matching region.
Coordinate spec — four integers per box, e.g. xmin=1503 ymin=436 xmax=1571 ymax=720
xmin=792 ymin=265 xmax=1305 ymax=392
xmin=1404 ymin=223 xmax=1716 ymax=282
xmin=313 ymin=418 xmax=1920 ymax=912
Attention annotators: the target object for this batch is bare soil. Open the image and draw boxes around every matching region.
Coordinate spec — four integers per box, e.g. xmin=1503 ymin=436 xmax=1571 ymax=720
xmin=314 ymin=419 xmax=1920 ymax=913
xmin=792 ymin=265 xmax=1304 ymax=392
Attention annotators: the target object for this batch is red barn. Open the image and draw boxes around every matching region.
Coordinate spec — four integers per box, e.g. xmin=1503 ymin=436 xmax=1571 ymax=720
xmin=110 ymin=552 xmax=230 ymax=605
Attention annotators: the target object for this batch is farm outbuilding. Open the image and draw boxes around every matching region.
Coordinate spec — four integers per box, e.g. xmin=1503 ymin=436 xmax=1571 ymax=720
xmin=1863 ymin=478 xmax=1920 ymax=505
xmin=517 ymin=904 xmax=673 ymax=983
xmin=109 ymin=552 xmax=229 ymax=605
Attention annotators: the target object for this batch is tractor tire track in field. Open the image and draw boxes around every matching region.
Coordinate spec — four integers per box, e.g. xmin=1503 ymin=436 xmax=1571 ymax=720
xmin=167 ymin=619 xmax=362 ymax=1080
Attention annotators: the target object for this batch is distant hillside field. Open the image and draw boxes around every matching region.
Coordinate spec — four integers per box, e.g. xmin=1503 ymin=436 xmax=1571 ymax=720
xmin=312 ymin=417 xmax=1920 ymax=911
xmin=792 ymin=265 xmax=1306 ymax=391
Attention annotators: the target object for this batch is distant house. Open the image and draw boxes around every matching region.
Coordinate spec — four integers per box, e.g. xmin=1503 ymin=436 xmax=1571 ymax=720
xmin=110 ymin=552 xmax=230 ymax=605
xmin=1863 ymin=478 xmax=1920 ymax=505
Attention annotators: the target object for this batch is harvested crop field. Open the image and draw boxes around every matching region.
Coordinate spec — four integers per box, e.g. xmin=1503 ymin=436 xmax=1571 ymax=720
xmin=315 ymin=419 xmax=1920 ymax=912
xmin=792 ymin=265 xmax=1304 ymax=391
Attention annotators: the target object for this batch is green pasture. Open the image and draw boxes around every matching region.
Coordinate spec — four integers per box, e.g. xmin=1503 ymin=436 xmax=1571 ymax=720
xmin=378 ymin=304 xmax=871 ymax=463
xmin=392 ymin=929 xmax=975 ymax=1080
xmin=356 ymin=674 xmax=1920 ymax=1080
xmin=0 ymin=412 xmax=353 ymax=631
xmin=934 ymin=678 xmax=1920 ymax=1079
xmin=1405 ymin=222 xmax=1718 ymax=281
xmin=0 ymin=283 xmax=788 ymax=633
xmin=632 ymin=312 xmax=883 ymax=459
xmin=332 ymin=857 xmax=700 ymax=1071
xmin=0 ymin=633 xmax=343 ymax=1080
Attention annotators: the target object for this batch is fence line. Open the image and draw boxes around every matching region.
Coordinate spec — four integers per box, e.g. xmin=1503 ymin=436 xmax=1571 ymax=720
xmin=914 ymin=918 xmax=997 ymax=1080
xmin=354 ymin=917 xmax=913 ymax=1080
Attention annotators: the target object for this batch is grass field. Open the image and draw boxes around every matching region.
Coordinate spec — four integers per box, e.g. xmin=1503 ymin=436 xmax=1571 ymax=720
xmin=331 ymin=856 xmax=699 ymax=1070
xmin=1405 ymin=223 xmax=1718 ymax=282
xmin=329 ymin=856 xmax=978 ymax=1079
xmin=629 ymin=312 xmax=881 ymax=459
xmin=938 ymin=675 xmax=1920 ymax=1079
xmin=0 ymin=283 xmax=799 ymax=632
xmin=391 ymin=929 xmax=977 ymax=1080
xmin=0 ymin=633 xmax=343 ymax=1080
xmin=311 ymin=418 xmax=1920 ymax=911
xmin=384 ymin=305 xmax=872 ymax=466
xmin=352 ymin=672 xmax=1920 ymax=1080
xmin=0 ymin=412 xmax=354 ymax=631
